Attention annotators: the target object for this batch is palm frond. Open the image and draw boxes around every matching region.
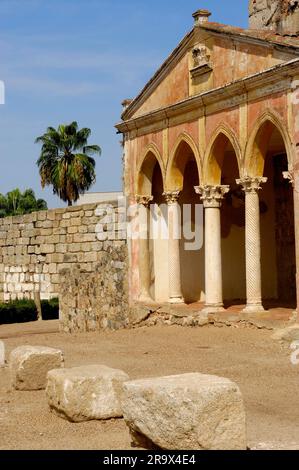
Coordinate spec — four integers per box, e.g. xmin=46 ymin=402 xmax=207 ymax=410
xmin=83 ymin=144 xmax=101 ymax=156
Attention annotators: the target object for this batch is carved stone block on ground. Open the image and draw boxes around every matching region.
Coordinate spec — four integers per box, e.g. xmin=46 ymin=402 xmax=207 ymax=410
xmin=46 ymin=364 xmax=129 ymax=422
xmin=272 ymin=324 xmax=299 ymax=343
xmin=10 ymin=345 xmax=64 ymax=390
xmin=121 ymin=373 xmax=247 ymax=450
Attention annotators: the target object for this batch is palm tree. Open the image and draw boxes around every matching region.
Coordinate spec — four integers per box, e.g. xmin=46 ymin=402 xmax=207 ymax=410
xmin=0 ymin=188 xmax=48 ymax=218
xmin=35 ymin=122 xmax=101 ymax=206
xmin=19 ymin=189 xmax=48 ymax=213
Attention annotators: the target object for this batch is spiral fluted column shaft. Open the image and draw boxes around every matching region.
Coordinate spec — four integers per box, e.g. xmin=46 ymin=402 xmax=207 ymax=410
xmin=236 ymin=177 xmax=267 ymax=313
xmin=164 ymin=191 xmax=184 ymax=304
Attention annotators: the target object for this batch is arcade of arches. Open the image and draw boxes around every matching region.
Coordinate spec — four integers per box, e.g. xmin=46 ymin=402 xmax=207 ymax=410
xmin=135 ymin=120 xmax=296 ymax=315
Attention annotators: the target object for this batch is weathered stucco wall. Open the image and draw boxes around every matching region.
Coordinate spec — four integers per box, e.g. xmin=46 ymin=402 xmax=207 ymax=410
xmin=0 ymin=202 xmax=127 ymax=305
xmin=130 ymin=24 xmax=296 ymax=119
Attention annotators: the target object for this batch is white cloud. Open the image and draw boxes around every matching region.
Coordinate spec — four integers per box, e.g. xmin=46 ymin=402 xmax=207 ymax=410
xmin=24 ymin=51 xmax=159 ymax=70
xmin=0 ymin=0 xmax=42 ymax=8
xmin=0 ymin=32 xmax=161 ymax=97
xmin=5 ymin=76 xmax=108 ymax=96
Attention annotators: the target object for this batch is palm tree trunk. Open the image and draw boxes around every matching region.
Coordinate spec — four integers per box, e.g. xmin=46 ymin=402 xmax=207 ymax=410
xmin=68 ymin=200 xmax=72 ymax=207
xmin=34 ymin=290 xmax=43 ymax=321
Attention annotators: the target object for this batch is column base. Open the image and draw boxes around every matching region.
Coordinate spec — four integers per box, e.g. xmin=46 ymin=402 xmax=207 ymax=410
xmin=169 ymin=296 xmax=185 ymax=305
xmin=202 ymin=305 xmax=225 ymax=315
xmin=242 ymin=304 xmax=265 ymax=314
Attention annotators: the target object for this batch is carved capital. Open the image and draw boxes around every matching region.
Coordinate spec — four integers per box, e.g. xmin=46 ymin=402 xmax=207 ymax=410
xmin=236 ymin=177 xmax=268 ymax=193
xmin=136 ymin=195 xmax=153 ymax=207
xmin=194 ymin=185 xmax=230 ymax=208
xmin=163 ymin=190 xmax=180 ymax=205
xmin=283 ymin=171 xmax=294 ymax=187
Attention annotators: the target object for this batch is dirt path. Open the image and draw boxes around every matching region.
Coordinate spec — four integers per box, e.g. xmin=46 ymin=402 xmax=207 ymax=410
xmin=0 ymin=321 xmax=299 ymax=450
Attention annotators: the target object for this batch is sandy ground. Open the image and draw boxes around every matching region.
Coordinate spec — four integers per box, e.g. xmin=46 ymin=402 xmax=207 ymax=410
xmin=0 ymin=320 xmax=299 ymax=450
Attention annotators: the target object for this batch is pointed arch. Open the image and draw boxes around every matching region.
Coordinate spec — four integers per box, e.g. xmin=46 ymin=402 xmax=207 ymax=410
xmin=165 ymin=132 xmax=202 ymax=191
xmin=244 ymin=110 xmax=294 ymax=177
xmin=203 ymin=123 xmax=242 ymax=185
xmin=136 ymin=143 xmax=165 ymax=196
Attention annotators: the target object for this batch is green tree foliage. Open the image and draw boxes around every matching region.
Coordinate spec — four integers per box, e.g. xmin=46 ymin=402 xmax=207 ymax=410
xmin=0 ymin=188 xmax=47 ymax=218
xmin=36 ymin=122 xmax=101 ymax=206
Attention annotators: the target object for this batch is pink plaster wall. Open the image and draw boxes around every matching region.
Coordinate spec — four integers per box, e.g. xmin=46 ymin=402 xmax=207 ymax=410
xmin=168 ymin=121 xmax=199 ymax=154
xmin=205 ymin=108 xmax=240 ymax=144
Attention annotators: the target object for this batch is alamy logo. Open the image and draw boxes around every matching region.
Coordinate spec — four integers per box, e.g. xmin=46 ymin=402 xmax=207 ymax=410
xmin=290 ymin=341 xmax=299 ymax=366
xmin=94 ymin=197 xmax=204 ymax=251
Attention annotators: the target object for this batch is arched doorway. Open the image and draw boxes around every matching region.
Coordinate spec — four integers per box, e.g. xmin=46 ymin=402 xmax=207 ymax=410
xmin=221 ymin=148 xmax=246 ymax=306
xmin=204 ymin=130 xmax=245 ymax=309
xmin=166 ymin=137 xmax=202 ymax=303
xmin=137 ymin=148 xmax=165 ymax=302
xmin=151 ymin=160 xmax=168 ymax=302
xmin=249 ymin=121 xmax=296 ymax=309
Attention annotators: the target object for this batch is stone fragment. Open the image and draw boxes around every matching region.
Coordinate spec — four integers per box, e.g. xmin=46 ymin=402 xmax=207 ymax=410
xmin=46 ymin=365 xmax=129 ymax=422
xmin=10 ymin=346 xmax=64 ymax=390
xmin=121 ymin=373 xmax=247 ymax=450
xmin=272 ymin=325 xmax=299 ymax=343
xmin=129 ymin=305 xmax=154 ymax=325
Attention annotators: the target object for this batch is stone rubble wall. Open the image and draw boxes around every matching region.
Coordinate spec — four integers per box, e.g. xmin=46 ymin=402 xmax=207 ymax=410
xmin=249 ymin=0 xmax=299 ymax=35
xmin=59 ymin=245 xmax=130 ymax=333
xmin=0 ymin=202 xmax=128 ymax=331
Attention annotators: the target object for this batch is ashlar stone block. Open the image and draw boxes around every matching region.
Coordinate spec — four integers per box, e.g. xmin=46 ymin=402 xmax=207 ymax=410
xmin=121 ymin=373 xmax=247 ymax=450
xmin=46 ymin=364 xmax=129 ymax=422
xmin=10 ymin=345 xmax=64 ymax=390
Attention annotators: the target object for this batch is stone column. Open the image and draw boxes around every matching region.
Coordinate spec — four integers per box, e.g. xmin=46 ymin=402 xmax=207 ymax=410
xmin=195 ymin=185 xmax=229 ymax=313
xmin=163 ymin=191 xmax=184 ymax=304
xmin=236 ymin=177 xmax=267 ymax=313
xmin=283 ymin=170 xmax=299 ymax=318
xmin=136 ymin=195 xmax=153 ymax=302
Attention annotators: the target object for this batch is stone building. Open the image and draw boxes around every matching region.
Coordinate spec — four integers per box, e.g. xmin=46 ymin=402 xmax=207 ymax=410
xmin=249 ymin=0 xmax=299 ymax=35
xmin=116 ymin=1 xmax=299 ymax=317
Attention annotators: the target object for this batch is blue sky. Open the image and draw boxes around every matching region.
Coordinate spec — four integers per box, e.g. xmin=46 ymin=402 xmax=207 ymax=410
xmin=0 ymin=0 xmax=248 ymax=208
